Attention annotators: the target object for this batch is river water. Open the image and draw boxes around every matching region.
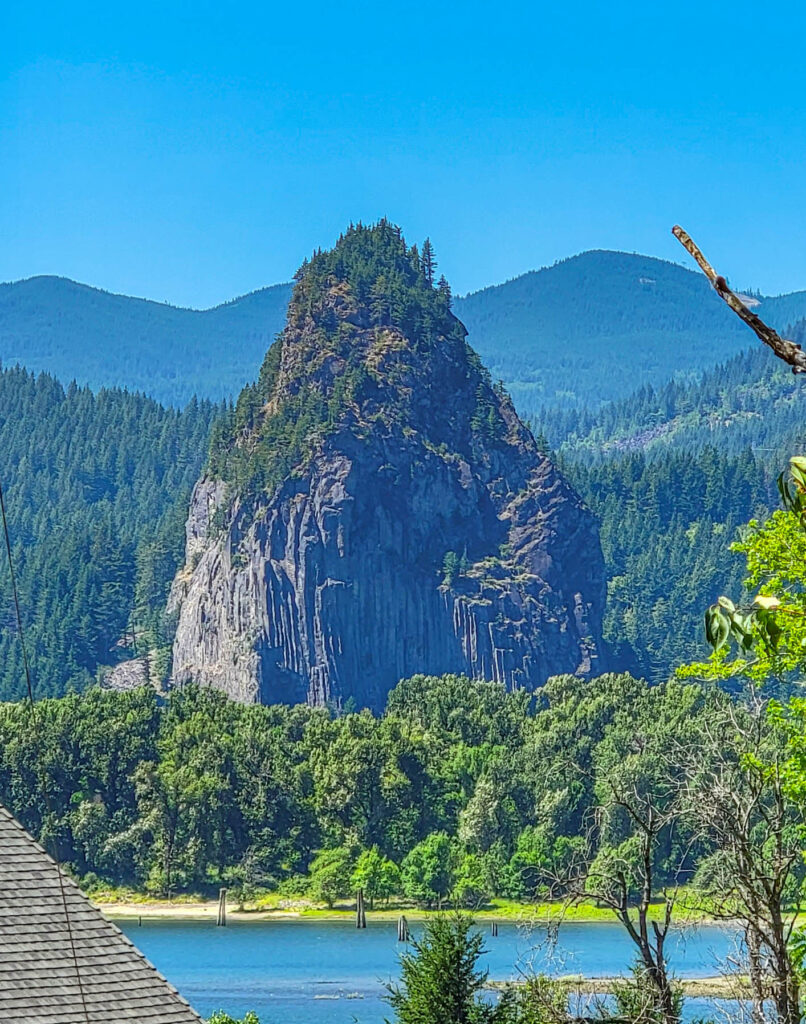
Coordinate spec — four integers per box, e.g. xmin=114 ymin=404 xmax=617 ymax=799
xmin=121 ymin=917 xmax=739 ymax=1023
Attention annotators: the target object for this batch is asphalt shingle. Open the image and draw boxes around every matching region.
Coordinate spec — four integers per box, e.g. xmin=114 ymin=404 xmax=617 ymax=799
xmin=0 ymin=805 xmax=203 ymax=1024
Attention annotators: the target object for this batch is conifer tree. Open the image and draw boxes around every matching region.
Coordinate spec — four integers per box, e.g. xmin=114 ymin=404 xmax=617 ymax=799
xmin=384 ymin=914 xmax=499 ymax=1024
xmin=421 ymin=238 xmax=437 ymax=286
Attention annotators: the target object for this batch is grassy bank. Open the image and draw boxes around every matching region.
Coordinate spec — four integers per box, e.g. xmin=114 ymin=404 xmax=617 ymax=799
xmin=94 ymin=892 xmax=712 ymax=925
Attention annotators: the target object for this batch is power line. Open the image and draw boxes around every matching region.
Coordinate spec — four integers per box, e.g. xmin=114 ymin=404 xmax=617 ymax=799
xmin=0 ymin=479 xmax=92 ymax=1024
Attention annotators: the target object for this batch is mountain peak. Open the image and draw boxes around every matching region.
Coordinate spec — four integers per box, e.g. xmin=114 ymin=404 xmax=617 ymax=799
xmin=279 ymin=220 xmax=462 ymax=392
xmin=209 ymin=221 xmax=528 ymax=498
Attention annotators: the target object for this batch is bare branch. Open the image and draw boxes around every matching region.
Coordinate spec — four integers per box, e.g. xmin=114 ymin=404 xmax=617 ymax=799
xmin=672 ymin=225 xmax=806 ymax=374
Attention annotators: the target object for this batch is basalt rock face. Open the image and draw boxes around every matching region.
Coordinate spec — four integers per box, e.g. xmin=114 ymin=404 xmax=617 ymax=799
xmin=170 ymin=223 xmax=608 ymax=709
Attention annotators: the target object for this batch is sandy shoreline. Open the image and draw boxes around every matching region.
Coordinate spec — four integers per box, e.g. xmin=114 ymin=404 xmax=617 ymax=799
xmin=97 ymin=901 xmax=302 ymax=922
xmin=94 ymin=897 xmax=716 ymax=929
xmin=96 ymin=901 xmax=543 ymax=923
xmin=95 ymin=898 xmax=714 ymax=926
xmin=489 ymin=976 xmax=754 ymax=999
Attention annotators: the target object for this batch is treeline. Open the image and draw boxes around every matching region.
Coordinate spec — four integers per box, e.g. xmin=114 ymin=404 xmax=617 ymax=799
xmin=0 ymin=672 xmax=720 ymax=905
xmin=563 ymin=447 xmax=780 ymax=681
xmin=0 ymin=367 xmax=221 ymax=699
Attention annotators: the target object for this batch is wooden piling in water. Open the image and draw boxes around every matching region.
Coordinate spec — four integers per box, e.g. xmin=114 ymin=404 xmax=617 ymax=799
xmin=217 ymin=887 xmax=227 ymax=927
xmin=356 ymin=889 xmax=367 ymax=929
xmin=491 ymin=922 xmax=499 ymax=937
xmin=397 ymin=914 xmax=409 ymax=942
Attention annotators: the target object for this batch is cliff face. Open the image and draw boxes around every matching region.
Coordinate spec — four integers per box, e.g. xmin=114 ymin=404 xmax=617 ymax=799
xmin=170 ymin=223 xmax=607 ymax=708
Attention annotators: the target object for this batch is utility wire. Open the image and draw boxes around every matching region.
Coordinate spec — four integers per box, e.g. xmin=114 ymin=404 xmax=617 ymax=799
xmin=0 ymin=479 xmax=92 ymax=1024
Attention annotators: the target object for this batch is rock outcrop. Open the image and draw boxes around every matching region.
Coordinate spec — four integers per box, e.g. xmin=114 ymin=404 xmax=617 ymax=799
xmin=170 ymin=222 xmax=608 ymax=708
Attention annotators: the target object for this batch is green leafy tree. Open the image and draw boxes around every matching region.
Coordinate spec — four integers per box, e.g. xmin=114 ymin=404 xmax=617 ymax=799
xmin=680 ymin=454 xmax=806 ymax=684
xmin=458 ymin=767 xmax=520 ymax=854
xmin=135 ymin=689 xmax=242 ymax=894
xmin=453 ymin=853 xmax=490 ymax=908
xmin=305 ymin=708 xmax=403 ymax=854
xmin=308 ymin=845 xmax=354 ymax=908
xmin=401 ymin=832 xmax=455 ymax=908
xmin=351 ymin=845 xmax=400 ymax=909
xmin=509 ymin=827 xmax=584 ymax=901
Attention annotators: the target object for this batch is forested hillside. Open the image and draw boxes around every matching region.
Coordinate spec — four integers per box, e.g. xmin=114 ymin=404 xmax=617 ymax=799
xmin=534 ymin=332 xmax=806 ymax=681
xmin=0 ymin=276 xmax=291 ymax=406
xmin=6 ymin=252 xmax=806 ymax=413
xmin=456 ymin=251 xmax=806 ymax=415
xmin=0 ymin=367 xmax=220 ymax=700
xmin=564 ymin=449 xmax=779 ymax=680
xmin=540 ymin=326 xmax=806 ymax=461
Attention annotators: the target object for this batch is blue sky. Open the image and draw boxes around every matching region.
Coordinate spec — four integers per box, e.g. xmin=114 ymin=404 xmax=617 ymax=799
xmin=3 ymin=0 xmax=806 ymax=307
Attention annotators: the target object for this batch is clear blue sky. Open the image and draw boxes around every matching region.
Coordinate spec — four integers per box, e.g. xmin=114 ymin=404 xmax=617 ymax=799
xmin=3 ymin=0 xmax=806 ymax=308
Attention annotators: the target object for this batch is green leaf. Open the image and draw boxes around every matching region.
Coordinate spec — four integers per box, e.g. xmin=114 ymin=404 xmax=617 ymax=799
xmin=777 ymin=471 xmax=795 ymax=509
xmin=790 ymin=458 xmax=806 ymax=493
xmin=756 ymin=609 xmax=783 ymax=650
xmin=705 ymin=605 xmax=731 ymax=651
xmin=730 ymin=611 xmax=756 ymax=652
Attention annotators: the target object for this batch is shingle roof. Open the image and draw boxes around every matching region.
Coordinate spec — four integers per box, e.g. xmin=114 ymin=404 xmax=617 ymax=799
xmin=0 ymin=804 xmax=203 ymax=1024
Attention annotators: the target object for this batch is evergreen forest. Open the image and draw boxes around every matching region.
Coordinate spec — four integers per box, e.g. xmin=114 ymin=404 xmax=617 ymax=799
xmin=0 ymin=367 xmax=220 ymax=700
xmin=533 ymin=336 xmax=806 ymax=680
xmin=2 ymin=292 xmax=806 ymax=697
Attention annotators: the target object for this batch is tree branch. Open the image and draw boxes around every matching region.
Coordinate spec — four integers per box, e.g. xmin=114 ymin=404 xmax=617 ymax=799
xmin=672 ymin=225 xmax=806 ymax=374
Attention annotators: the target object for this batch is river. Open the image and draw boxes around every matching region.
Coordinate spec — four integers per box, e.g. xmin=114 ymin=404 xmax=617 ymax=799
xmin=120 ymin=917 xmax=739 ymax=1023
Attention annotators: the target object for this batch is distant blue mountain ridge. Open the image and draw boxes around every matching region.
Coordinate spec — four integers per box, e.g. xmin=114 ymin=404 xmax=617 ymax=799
xmin=2 ymin=249 xmax=805 ymax=413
